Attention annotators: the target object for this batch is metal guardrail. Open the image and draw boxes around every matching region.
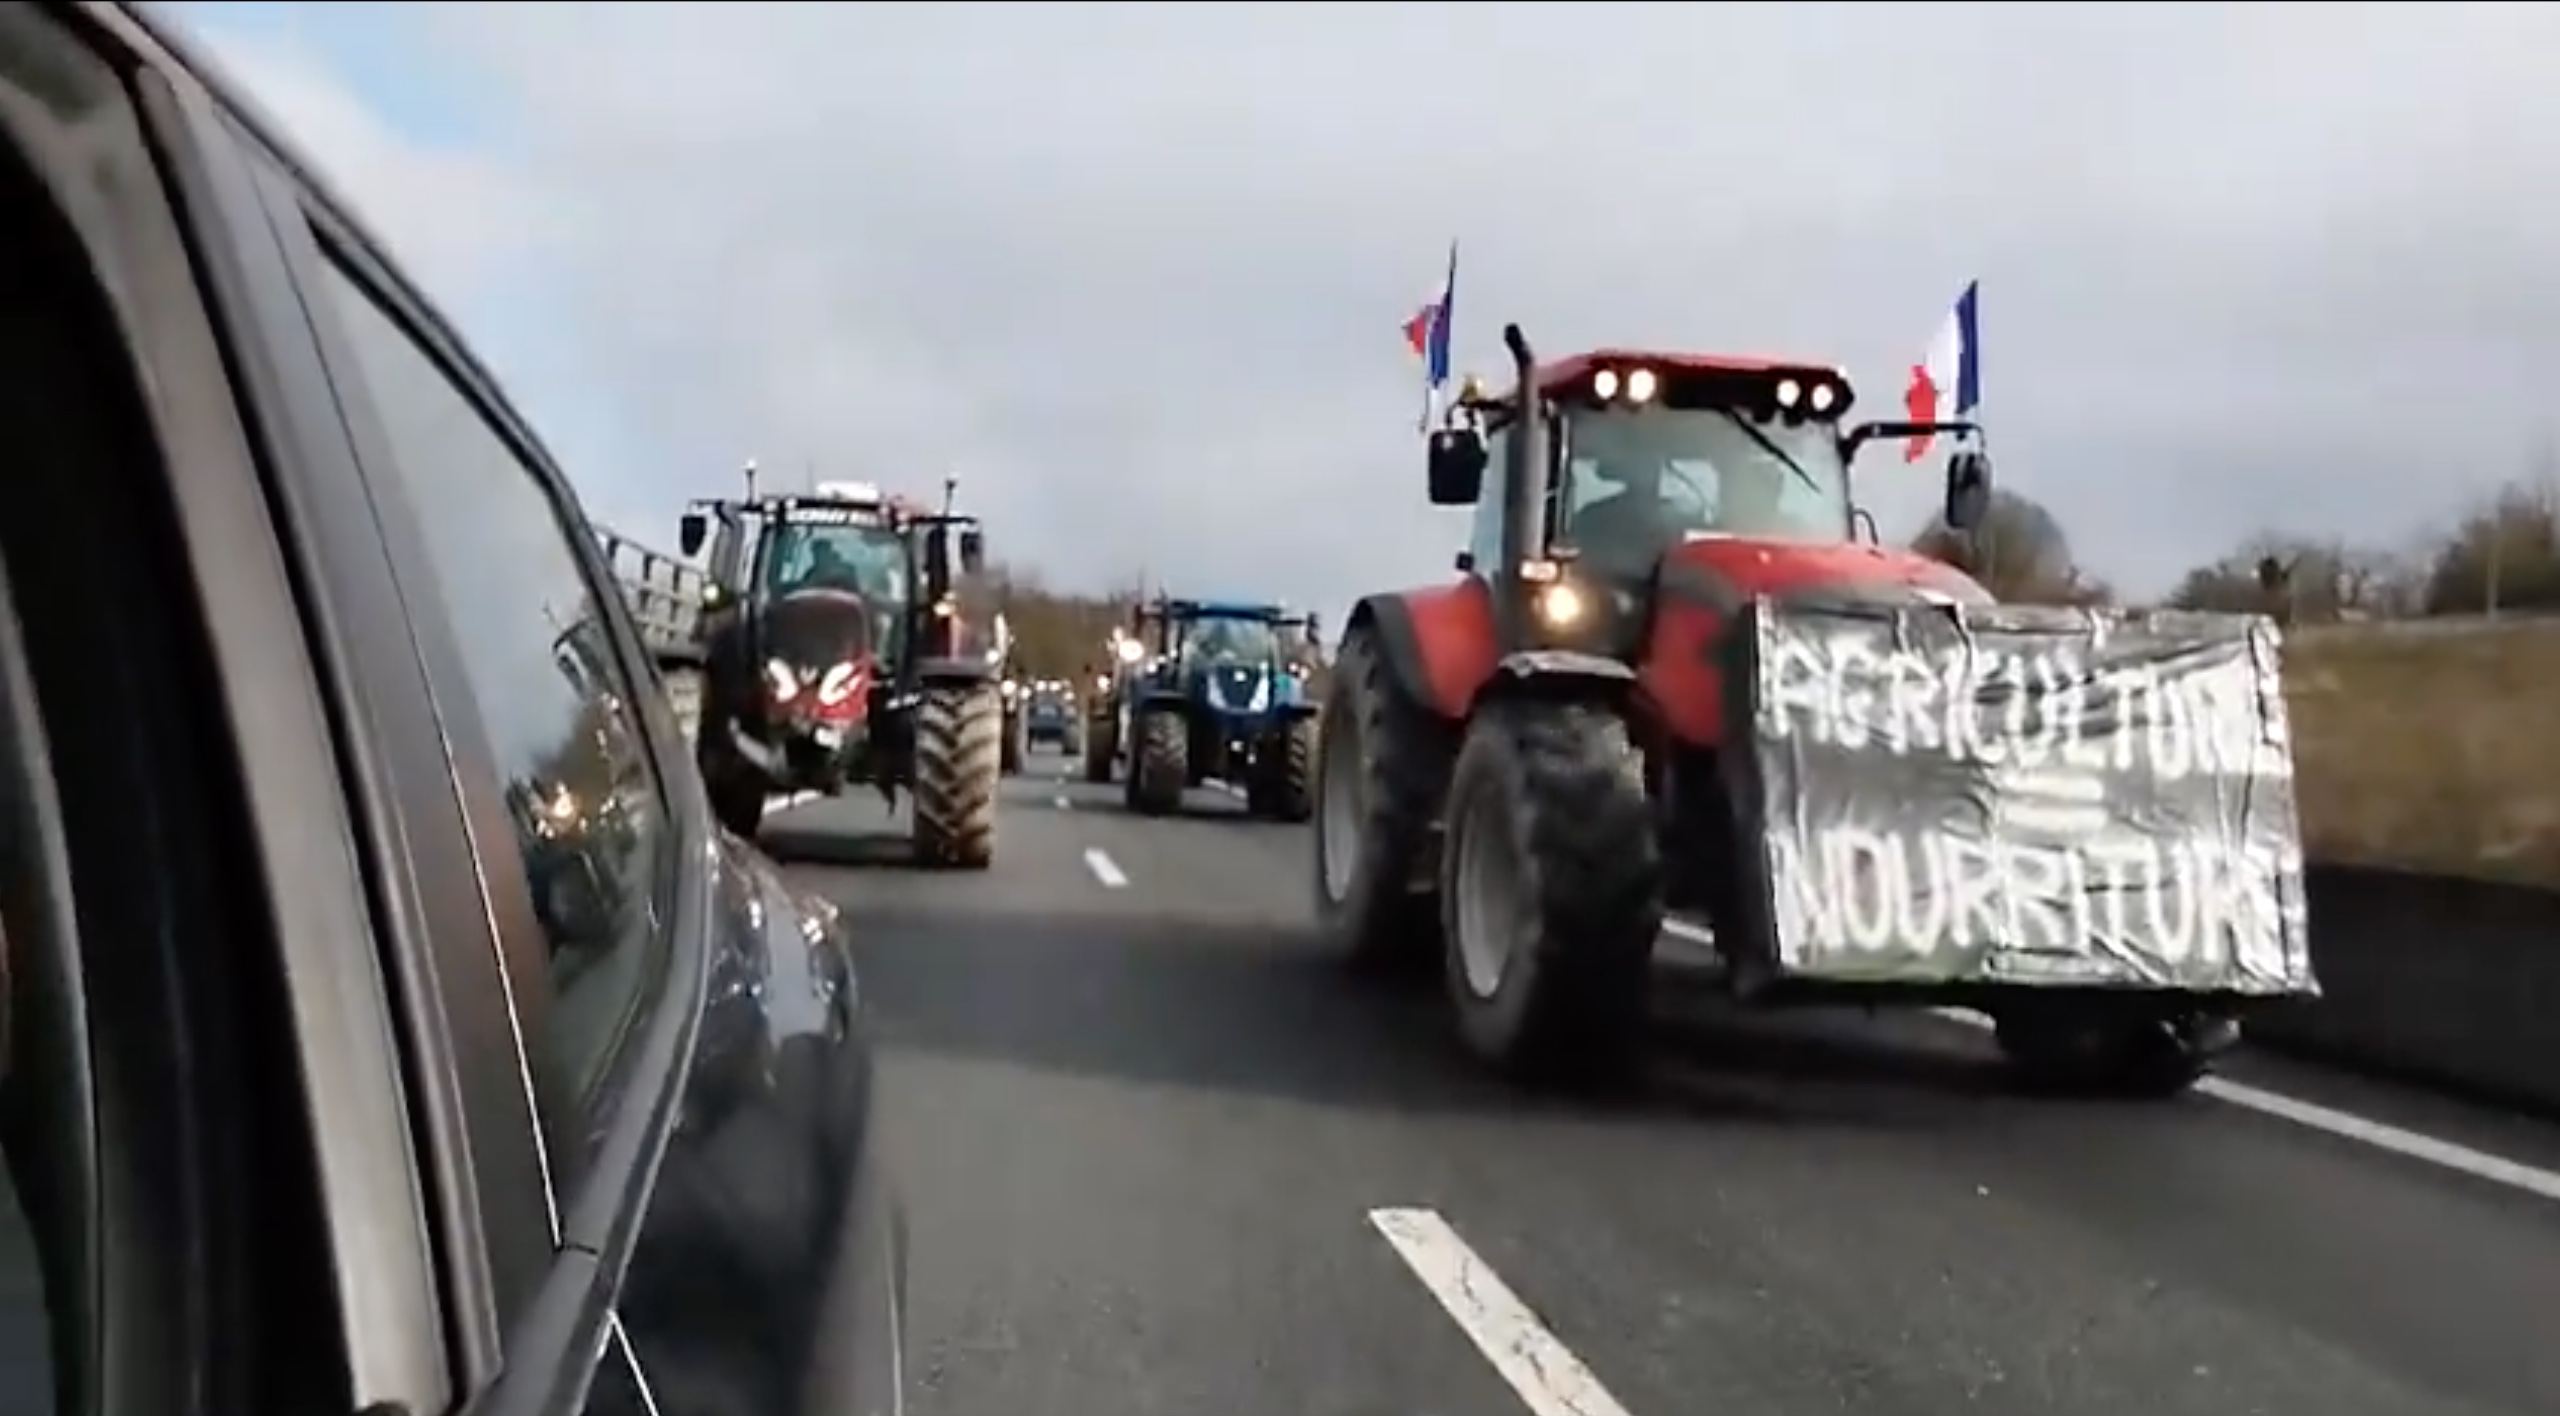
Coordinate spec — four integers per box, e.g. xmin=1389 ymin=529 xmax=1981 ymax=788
xmin=597 ymin=527 xmax=707 ymax=663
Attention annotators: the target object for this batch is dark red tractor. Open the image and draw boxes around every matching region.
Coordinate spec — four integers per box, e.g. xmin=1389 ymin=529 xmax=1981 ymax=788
xmin=1313 ymin=324 xmax=2315 ymax=1094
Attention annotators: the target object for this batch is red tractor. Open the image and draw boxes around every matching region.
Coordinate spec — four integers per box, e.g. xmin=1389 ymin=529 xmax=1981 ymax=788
xmin=1313 ymin=324 xmax=2316 ymax=1094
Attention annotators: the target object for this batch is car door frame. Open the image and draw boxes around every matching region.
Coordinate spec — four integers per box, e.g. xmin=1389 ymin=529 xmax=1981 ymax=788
xmin=206 ymin=38 xmax=723 ymax=1416
xmin=98 ymin=2 xmax=711 ymax=1410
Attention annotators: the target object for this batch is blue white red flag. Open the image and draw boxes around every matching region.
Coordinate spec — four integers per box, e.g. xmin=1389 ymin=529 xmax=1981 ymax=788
xmin=1403 ymin=241 xmax=1457 ymax=430
xmin=1902 ymin=279 xmax=1981 ymax=462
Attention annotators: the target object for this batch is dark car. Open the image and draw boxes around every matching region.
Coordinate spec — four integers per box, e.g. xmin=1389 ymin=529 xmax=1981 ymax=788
xmin=1023 ymin=682 xmax=1080 ymax=752
xmin=0 ymin=6 xmax=905 ymax=1415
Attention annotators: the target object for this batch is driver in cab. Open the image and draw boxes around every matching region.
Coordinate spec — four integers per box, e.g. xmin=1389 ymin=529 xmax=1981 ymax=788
xmin=1183 ymin=618 xmax=1259 ymax=663
xmin=1563 ymin=454 xmax=1712 ymax=579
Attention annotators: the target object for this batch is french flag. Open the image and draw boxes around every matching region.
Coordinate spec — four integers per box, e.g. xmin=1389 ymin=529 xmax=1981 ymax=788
xmin=1902 ymin=279 xmax=1981 ymax=462
xmin=1403 ymin=241 xmax=1457 ymax=429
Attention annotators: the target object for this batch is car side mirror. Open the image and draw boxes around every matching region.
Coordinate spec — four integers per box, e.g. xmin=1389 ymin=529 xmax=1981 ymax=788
xmin=1427 ymin=428 xmax=1488 ymax=506
xmin=1943 ymin=450 xmax=1993 ymax=532
xmin=678 ymin=512 xmax=708 ymax=557
xmin=959 ymin=527 xmax=985 ymax=573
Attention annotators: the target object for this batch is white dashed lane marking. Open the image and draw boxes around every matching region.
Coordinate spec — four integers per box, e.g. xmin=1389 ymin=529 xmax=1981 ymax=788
xmin=1082 ymin=848 xmax=1129 ymax=889
xmin=1370 ymin=1207 xmax=1638 ymax=1416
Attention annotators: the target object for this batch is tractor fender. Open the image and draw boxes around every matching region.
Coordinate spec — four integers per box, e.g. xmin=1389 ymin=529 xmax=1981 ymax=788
xmin=1474 ymin=649 xmax=1637 ymax=709
xmin=1134 ymin=687 xmax=1191 ymax=714
xmin=1272 ymin=700 xmax=1319 ymax=723
xmin=1347 ymin=583 xmax=1496 ymax=720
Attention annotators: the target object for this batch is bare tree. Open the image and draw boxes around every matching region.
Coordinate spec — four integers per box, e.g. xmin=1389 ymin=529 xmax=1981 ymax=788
xmin=1912 ymin=489 xmax=2108 ymax=604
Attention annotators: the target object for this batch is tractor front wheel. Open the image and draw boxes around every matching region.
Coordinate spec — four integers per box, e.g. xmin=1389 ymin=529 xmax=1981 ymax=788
xmin=912 ymin=683 xmax=1001 ymax=868
xmin=1258 ymin=715 xmax=1315 ymax=822
xmin=1126 ymin=708 xmax=1188 ymax=816
xmin=1441 ymin=699 xmax=1661 ymax=1084
xmin=1311 ymin=630 xmax=1453 ymax=971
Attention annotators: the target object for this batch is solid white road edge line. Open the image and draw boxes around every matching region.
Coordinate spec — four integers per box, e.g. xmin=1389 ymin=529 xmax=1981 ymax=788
xmin=1368 ymin=1207 xmax=1638 ymax=1416
xmin=765 ymin=790 xmax=822 ymax=813
xmin=1082 ymin=848 xmax=1129 ymax=889
xmin=1676 ymin=914 xmax=2560 ymax=1202
xmin=1921 ymin=1006 xmax=2560 ymax=1204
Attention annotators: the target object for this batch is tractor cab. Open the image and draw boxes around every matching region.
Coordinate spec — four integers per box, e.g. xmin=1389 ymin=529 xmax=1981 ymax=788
xmin=1425 ymin=340 xmax=1996 ymax=656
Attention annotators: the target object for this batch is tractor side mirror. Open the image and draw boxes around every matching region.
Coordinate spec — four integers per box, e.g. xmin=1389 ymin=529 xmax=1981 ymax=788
xmin=1943 ymin=450 xmax=1993 ymax=532
xmin=1302 ymin=611 xmax=1322 ymax=646
xmin=959 ymin=527 xmax=986 ymax=573
xmin=1427 ymin=428 xmax=1488 ymax=506
xmin=678 ymin=512 xmax=708 ymax=557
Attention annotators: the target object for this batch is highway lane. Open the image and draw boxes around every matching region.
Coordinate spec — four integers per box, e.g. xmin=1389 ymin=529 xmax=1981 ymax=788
xmin=769 ymin=752 xmax=2560 ymax=1416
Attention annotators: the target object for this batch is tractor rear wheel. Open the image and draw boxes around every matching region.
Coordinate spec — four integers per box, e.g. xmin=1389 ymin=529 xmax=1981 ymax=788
xmin=1312 ymin=629 xmax=1454 ymax=970
xmin=999 ymin=702 xmax=1027 ymax=775
xmin=1127 ymin=708 xmax=1188 ymax=816
xmin=707 ymin=767 xmax=766 ymax=843
xmin=1441 ymin=699 xmax=1661 ymax=1084
xmin=1083 ymin=712 xmax=1116 ymax=783
xmin=911 ymin=683 xmax=1001 ymax=869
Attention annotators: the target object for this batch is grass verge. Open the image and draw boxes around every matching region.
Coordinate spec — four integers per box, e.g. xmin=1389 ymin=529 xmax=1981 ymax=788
xmin=2285 ymin=619 xmax=2560 ymax=888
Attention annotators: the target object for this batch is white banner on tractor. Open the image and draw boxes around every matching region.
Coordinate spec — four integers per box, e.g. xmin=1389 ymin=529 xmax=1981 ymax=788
xmin=1727 ymin=599 xmax=2317 ymax=995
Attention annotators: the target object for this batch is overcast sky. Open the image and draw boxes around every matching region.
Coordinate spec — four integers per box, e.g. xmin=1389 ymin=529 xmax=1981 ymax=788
xmin=170 ymin=1 xmax=2560 ymax=620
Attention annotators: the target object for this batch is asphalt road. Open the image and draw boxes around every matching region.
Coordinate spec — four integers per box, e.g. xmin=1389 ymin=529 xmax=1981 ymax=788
xmin=768 ymin=753 xmax=2560 ymax=1416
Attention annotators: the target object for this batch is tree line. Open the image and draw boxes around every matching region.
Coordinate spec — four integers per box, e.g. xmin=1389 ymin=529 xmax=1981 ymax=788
xmin=1912 ymin=477 xmax=2560 ymax=620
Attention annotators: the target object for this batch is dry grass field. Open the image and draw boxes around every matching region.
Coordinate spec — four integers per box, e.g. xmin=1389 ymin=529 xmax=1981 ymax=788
xmin=2284 ymin=618 xmax=2560 ymax=887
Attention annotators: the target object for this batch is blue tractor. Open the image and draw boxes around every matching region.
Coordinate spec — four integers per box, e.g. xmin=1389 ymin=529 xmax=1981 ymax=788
xmin=1093 ymin=597 xmax=1322 ymax=819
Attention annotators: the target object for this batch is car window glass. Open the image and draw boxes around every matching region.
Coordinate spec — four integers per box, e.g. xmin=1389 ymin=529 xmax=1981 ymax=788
xmin=311 ymin=251 xmax=672 ymax=1181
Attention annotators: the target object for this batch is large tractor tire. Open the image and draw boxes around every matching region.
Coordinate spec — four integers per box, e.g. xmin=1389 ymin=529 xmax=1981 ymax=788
xmin=706 ymin=765 xmax=766 ymax=843
xmin=911 ymin=683 xmax=1002 ymax=869
xmin=1311 ymin=629 xmax=1455 ymax=971
xmin=1990 ymin=1007 xmax=2232 ymax=1100
xmin=1125 ymin=707 xmax=1188 ymax=817
xmin=1440 ymin=699 xmax=1661 ymax=1085
xmin=1000 ymin=702 xmax=1027 ymax=776
xmin=1252 ymin=715 xmax=1316 ymax=822
xmin=1083 ymin=712 xmax=1116 ymax=783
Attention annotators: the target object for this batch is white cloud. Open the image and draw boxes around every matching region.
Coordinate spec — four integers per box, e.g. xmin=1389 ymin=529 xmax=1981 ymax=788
xmin=184 ymin=1 xmax=2560 ymax=616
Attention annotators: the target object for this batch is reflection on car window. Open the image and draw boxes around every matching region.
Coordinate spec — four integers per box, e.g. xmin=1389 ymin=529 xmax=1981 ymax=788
xmin=313 ymin=253 xmax=671 ymax=1176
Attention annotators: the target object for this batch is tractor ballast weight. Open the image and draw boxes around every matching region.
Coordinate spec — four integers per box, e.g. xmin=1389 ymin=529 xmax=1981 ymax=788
xmin=684 ymin=477 xmax=1006 ymax=868
xmin=1313 ymin=321 xmax=2315 ymax=1095
xmin=1109 ymin=596 xmax=1321 ymax=820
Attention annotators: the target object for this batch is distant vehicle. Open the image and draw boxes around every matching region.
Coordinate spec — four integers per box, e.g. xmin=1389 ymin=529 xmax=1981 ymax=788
xmin=678 ymin=477 xmax=1008 ymax=865
xmin=1020 ymin=680 xmax=1082 ymax=752
xmin=0 ymin=5 xmax=907 ymax=1413
xmin=1316 ymin=323 xmax=2317 ymax=1093
xmin=1090 ymin=597 xmax=1321 ymax=820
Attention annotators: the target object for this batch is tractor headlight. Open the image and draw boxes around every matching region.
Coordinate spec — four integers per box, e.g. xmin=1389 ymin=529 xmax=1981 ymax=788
xmin=1535 ymin=581 xmax=1585 ymax=628
xmin=763 ymin=658 xmax=801 ymax=700
xmin=1115 ymin=638 xmax=1145 ymax=665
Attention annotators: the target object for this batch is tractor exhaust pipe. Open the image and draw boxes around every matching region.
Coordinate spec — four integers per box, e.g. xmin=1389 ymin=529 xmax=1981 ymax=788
xmin=1498 ymin=323 xmax=1543 ymax=573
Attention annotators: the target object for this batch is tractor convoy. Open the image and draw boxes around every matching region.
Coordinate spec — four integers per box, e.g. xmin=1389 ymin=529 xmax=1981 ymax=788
xmin=1082 ymin=597 xmax=1322 ymax=820
xmin=605 ymin=317 xmax=2318 ymax=1103
xmin=672 ymin=474 xmax=1010 ymax=868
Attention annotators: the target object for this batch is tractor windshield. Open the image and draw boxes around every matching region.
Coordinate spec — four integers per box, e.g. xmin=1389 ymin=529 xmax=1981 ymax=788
xmin=1555 ymin=405 xmax=1853 ymax=577
xmin=762 ymin=520 xmax=910 ymax=605
xmin=1177 ymin=615 xmax=1280 ymax=665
